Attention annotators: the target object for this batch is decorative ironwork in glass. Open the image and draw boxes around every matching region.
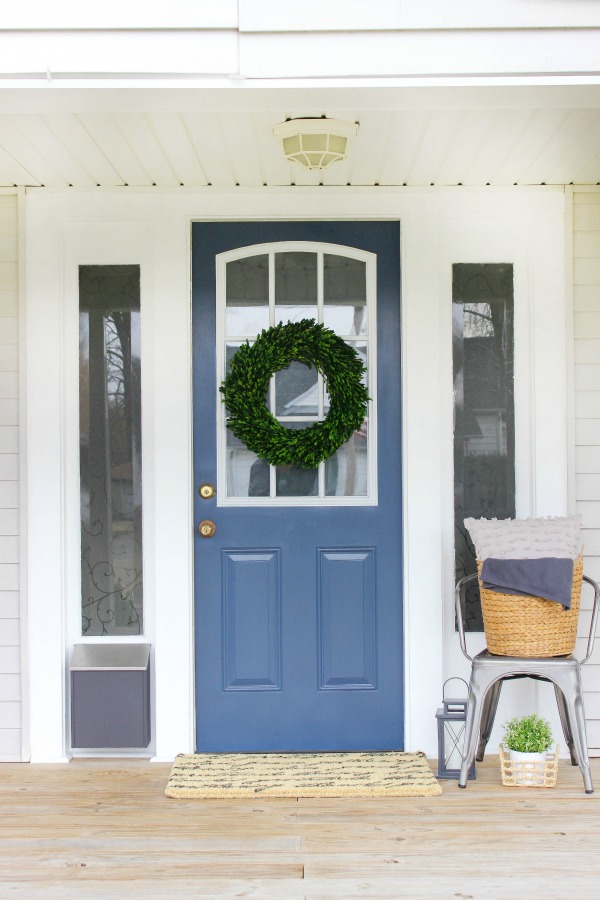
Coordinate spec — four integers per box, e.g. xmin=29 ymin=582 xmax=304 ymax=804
xmin=79 ymin=265 xmax=143 ymax=636
xmin=453 ymin=263 xmax=515 ymax=631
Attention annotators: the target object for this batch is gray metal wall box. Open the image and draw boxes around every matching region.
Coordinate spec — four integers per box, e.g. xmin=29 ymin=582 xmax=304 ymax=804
xmin=70 ymin=644 xmax=151 ymax=749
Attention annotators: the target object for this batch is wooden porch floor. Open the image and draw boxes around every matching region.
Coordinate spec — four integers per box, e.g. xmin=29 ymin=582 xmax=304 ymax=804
xmin=0 ymin=756 xmax=599 ymax=899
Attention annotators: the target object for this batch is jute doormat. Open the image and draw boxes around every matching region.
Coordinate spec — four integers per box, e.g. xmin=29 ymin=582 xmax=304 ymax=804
xmin=165 ymin=751 xmax=442 ymax=798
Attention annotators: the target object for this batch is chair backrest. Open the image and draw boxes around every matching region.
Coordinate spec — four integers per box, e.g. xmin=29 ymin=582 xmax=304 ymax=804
xmin=455 ymin=572 xmax=600 ymax=663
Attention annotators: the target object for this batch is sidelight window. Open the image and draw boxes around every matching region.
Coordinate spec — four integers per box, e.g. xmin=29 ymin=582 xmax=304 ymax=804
xmin=453 ymin=263 xmax=515 ymax=631
xmin=79 ymin=265 xmax=143 ymax=636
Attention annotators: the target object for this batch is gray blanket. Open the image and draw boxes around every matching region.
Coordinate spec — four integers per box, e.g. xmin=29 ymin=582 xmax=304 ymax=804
xmin=481 ymin=557 xmax=574 ymax=610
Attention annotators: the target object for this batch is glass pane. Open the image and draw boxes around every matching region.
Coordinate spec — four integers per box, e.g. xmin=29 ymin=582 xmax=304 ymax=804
xmin=275 ymin=252 xmax=317 ymax=324
xmin=275 ymin=361 xmax=319 ymax=417
xmin=323 ymin=254 xmax=367 ymax=335
xmin=227 ymin=445 xmax=269 ymax=498
xmin=325 ymin=427 xmax=369 ymax=497
xmin=275 ymin=422 xmax=319 ymax=497
xmin=226 ymin=254 xmax=269 ymax=335
xmin=79 ymin=265 xmax=143 ymax=636
xmin=453 ymin=263 xmax=515 ymax=632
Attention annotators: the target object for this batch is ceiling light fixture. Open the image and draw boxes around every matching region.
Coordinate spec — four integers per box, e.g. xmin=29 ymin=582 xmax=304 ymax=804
xmin=272 ymin=118 xmax=359 ymax=170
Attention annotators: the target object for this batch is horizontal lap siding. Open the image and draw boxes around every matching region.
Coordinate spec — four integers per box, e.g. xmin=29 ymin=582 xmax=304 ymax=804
xmin=0 ymin=192 xmax=21 ymax=760
xmin=573 ymin=192 xmax=600 ymax=754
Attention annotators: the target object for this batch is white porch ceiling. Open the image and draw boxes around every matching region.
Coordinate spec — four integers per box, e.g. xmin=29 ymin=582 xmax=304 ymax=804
xmin=2 ymin=85 xmax=600 ymax=189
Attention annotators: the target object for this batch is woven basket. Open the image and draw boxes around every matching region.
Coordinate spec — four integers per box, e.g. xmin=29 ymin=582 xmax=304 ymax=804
xmin=478 ymin=555 xmax=583 ymax=657
xmin=499 ymin=744 xmax=559 ymax=788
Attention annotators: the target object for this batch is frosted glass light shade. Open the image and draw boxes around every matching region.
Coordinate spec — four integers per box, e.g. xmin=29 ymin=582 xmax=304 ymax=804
xmin=273 ymin=118 xmax=359 ymax=170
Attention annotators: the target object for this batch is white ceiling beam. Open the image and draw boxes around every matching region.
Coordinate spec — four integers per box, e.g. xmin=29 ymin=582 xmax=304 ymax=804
xmin=239 ymin=0 xmax=600 ymax=31
xmin=0 ymin=1 xmax=238 ymax=29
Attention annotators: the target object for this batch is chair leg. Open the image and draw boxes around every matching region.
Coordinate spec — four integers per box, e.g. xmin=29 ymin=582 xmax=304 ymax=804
xmin=554 ymin=684 xmax=577 ymax=766
xmin=476 ymin=680 xmax=503 ymax=762
xmin=459 ymin=670 xmax=489 ymax=788
xmin=553 ymin=668 xmax=594 ymax=794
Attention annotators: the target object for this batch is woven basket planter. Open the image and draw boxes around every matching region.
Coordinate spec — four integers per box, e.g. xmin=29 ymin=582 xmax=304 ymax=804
xmin=499 ymin=744 xmax=559 ymax=788
xmin=477 ymin=555 xmax=583 ymax=657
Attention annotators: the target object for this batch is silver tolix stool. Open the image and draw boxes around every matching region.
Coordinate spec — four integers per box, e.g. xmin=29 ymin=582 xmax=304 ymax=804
xmin=455 ymin=572 xmax=600 ymax=794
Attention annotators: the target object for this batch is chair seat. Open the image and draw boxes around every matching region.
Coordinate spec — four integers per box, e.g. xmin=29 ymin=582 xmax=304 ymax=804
xmin=473 ymin=649 xmax=578 ymax=671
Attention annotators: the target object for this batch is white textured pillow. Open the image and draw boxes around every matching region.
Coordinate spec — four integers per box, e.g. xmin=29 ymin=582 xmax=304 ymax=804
xmin=464 ymin=516 xmax=582 ymax=561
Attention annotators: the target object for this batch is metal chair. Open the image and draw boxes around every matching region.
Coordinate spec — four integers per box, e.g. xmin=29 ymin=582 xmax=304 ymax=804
xmin=455 ymin=571 xmax=600 ymax=793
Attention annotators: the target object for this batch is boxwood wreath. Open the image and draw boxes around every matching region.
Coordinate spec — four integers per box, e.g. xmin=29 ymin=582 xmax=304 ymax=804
xmin=220 ymin=319 xmax=369 ymax=469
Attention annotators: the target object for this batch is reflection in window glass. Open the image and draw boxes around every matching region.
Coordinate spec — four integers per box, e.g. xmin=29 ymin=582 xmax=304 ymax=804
xmin=275 ymin=251 xmax=317 ymax=324
xmin=453 ymin=263 xmax=515 ymax=631
xmin=79 ymin=265 xmax=143 ymax=636
xmin=275 ymin=361 xmax=318 ymax=417
xmin=226 ymin=254 xmax=269 ymax=335
xmin=323 ymin=254 xmax=367 ymax=335
xmin=325 ymin=428 xmax=368 ymax=497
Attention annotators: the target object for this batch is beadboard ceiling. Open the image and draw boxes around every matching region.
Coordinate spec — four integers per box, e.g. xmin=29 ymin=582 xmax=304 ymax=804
xmin=2 ymin=85 xmax=600 ymax=188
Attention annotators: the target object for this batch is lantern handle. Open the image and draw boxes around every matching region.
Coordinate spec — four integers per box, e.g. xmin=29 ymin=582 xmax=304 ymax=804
xmin=442 ymin=677 xmax=469 ymax=701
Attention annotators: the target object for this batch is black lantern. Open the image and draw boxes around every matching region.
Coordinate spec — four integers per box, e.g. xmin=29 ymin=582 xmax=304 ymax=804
xmin=435 ymin=677 xmax=475 ymax=780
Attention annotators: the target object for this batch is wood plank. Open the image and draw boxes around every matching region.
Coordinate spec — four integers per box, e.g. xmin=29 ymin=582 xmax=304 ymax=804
xmin=575 ymin=338 xmax=600 ymax=365
xmin=574 ymin=201 xmax=600 ymax=231
xmin=0 ymin=591 xmax=19 ymax=618
xmin=0 ymin=372 xmax=18 ymax=399
xmin=576 ymin=445 xmax=600 ymax=472
xmin=0 ymin=398 xmax=18 ymax=426
xmin=76 ymin=115 xmax=149 ymax=187
xmin=0 ymin=673 xmax=20 ymax=701
xmin=0 ymin=508 xmax=19 ymax=535
xmin=113 ymin=114 xmax=181 ymax=187
xmin=575 ymin=258 xmax=600 ymax=286
xmin=0 ymin=645 xmax=20 ymax=672
xmin=0 ymin=564 xmax=18 ymax=592
xmin=575 ymin=365 xmax=600 ymax=391
xmin=0 ymin=700 xmax=21 ymax=728
xmin=0 ymin=481 xmax=18 ymax=508
xmin=575 ymin=392 xmax=600 ymax=419
xmin=0 ymin=455 xmax=18 ymax=480
xmin=181 ymin=113 xmax=236 ymax=187
xmin=581 ymin=530 xmax=600 ymax=555
xmin=575 ymin=311 xmax=600 ymax=338
xmin=578 ymin=501 xmax=600 ymax=528
xmin=0 ymin=758 xmax=599 ymax=899
xmin=144 ymin=113 xmax=209 ymax=187
xmin=0 ymin=289 xmax=17 ymax=316
xmin=0 ymin=346 xmax=18 ymax=372
xmin=0 ymin=315 xmax=17 ymax=342
xmin=577 ymin=474 xmax=600 ymax=501
xmin=0 ymin=727 xmax=20 ymax=756
xmin=0 ymin=234 xmax=18 ymax=262
xmin=574 ymin=284 xmax=600 ymax=311
xmin=576 ymin=419 xmax=600 ymax=446
xmin=0 ymin=536 xmax=18 ymax=564
xmin=0 ymin=618 xmax=19 ymax=644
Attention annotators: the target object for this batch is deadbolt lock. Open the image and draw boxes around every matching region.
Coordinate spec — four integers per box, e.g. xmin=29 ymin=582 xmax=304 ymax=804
xmin=199 ymin=483 xmax=216 ymax=500
xmin=198 ymin=519 xmax=217 ymax=538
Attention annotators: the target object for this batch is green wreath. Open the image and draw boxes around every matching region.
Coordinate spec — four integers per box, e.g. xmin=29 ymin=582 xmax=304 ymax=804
xmin=220 ymin=319 xmax=369 ymax=469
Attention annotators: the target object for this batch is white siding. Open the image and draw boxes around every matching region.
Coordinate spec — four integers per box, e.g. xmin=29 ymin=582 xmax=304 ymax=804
xmin=573 ymin=191 xmax=600 ymax=753
xmin=0 ymin=191 xmax=22 ymax=760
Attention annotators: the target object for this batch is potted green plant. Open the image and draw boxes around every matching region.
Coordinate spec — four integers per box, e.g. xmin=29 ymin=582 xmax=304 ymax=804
xmin=502 ymin=714 xmax=554 ymax=785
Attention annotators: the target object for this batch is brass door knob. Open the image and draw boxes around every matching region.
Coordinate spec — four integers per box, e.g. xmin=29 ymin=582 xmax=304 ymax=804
xmin=199 ymin=483 xmax=215 ymax=499
xmin=198 ymin=519 xmax=217 ymax=538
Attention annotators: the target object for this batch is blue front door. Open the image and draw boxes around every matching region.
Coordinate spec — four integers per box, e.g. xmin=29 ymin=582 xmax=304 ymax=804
xmin=192 ymin=221 xmax=403 ymax=751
